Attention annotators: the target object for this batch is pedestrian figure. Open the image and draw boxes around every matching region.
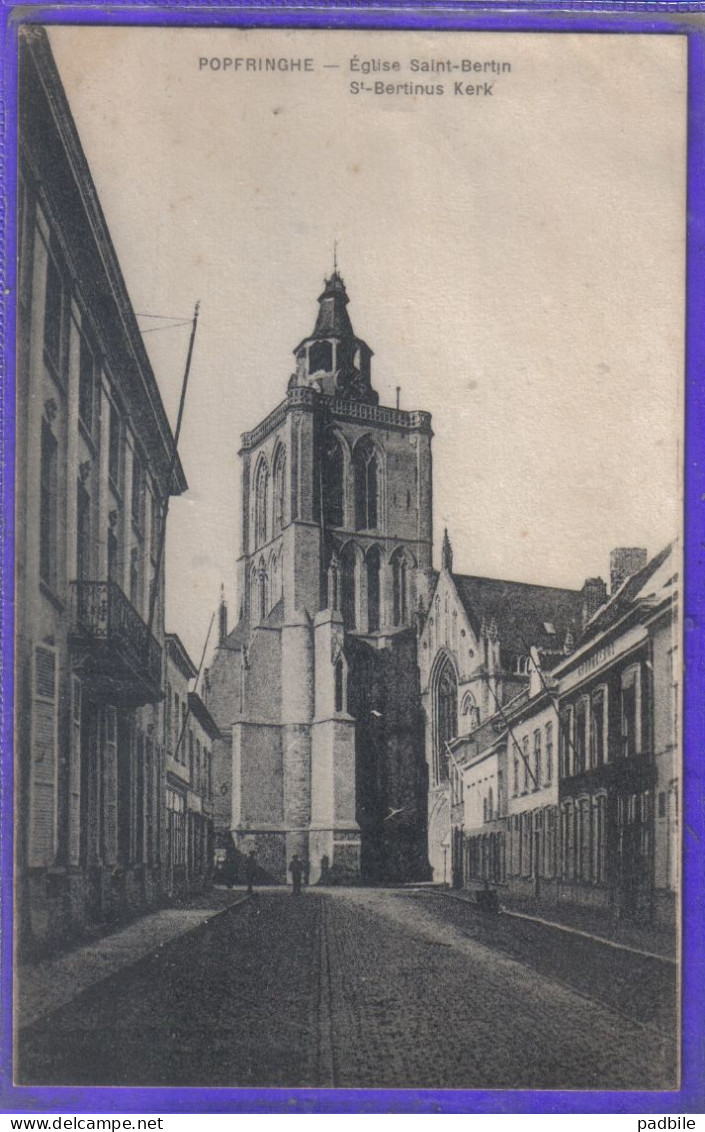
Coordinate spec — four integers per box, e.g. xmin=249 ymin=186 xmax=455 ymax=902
xmin=303 ymin=858 xmax=310 ymax=887
xmin=477 ymin=879 xmax=499 ymax=914
xmin=245 ymin=849 xmax=257 ymax=896
xmin=289 ymin=853 xmax=304 ymax=896
xmin=318 ymin=854 xmax=331 ymax=886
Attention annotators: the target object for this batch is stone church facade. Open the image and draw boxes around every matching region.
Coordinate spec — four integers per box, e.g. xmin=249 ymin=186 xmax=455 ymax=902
xmin=418 ymin=532 xmax=589 ymax=883
xmin=207 ymin=273 xmax=433 ymax=884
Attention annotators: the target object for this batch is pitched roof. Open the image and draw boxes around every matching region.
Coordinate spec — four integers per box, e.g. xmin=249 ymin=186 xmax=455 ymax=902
xmin=220 ymin=617 xmax=248 ymax=652
xmin=578 ymin=542 xmax=676 ymax=645
xmin=452 ymin=573 xmax=582 ymax=655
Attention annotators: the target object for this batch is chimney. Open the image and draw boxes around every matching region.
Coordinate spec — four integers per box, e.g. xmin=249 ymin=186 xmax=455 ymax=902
xmin=610 ymin=547 xmax=647 ymax=595
xmin=581 ymin=576 xmax=607 ymax=628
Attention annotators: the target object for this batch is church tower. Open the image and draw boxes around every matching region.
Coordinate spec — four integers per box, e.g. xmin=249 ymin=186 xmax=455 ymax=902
xmin=209 ymin=271 xmax=433 ymax=884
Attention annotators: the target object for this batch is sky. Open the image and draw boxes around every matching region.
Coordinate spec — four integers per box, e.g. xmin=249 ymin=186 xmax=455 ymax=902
xmin=47 ymin=26 xmax=686 ymax=663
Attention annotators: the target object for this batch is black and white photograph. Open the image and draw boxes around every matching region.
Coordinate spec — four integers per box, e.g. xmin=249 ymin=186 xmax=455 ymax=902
xmin=13 ymin=23 xmax=683 ymax=1092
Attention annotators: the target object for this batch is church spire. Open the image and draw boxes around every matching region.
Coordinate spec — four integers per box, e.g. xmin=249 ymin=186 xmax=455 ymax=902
xmin=291 ymin=271 xmax=378 ymax=405
xmin=312 ymin=272 xmax=354 ymax=339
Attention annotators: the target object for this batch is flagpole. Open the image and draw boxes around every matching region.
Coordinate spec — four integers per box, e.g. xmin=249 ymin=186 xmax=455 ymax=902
xmin=145 ymin=301 xmax=200 ymax=652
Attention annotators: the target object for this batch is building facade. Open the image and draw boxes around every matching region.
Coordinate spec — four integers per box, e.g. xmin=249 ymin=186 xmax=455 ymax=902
xmin=502 ymin=666 xmax=561 ymax=901
xmin=451 ymin=653 xmax=561 ymax=900
xmin=164 ymin=635 xmax=218 ymax=898
xmin=418 ymin=531 xmax=584 ymax=882
xmin=449 ymin=711 xmax=508 ymax=890
xmin=552 ymin=544 xmax=679 ymax=924
xmin=450 ymin=545 xmax=679 ymax=926
xmin=207 ymin=273 xmax=432 ymax=883
xmin=16 ymin=29 xmax=187 ymax=952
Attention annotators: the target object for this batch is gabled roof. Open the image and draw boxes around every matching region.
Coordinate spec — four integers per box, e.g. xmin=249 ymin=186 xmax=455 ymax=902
xmin=578 ymin=542 xmax=676 ymax=645
xmin=452 ymin=573 xmax=582 ymax=655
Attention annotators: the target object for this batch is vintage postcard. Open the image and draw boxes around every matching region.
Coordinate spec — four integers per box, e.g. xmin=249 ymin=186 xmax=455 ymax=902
xmin=4 ymin=10 xmax=698 ymax=1110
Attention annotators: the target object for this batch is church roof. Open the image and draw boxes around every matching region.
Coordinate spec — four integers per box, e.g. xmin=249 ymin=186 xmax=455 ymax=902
xmin=220 ymin=618 xmax=247 ymax=652
xmin=452 ymin=573 xmax=582 ymax=655
xmin=311 ymin=272 xmax=354 ymax=339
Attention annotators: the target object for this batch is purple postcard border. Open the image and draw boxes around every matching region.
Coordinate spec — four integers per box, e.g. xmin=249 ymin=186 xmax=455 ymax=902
xmin=1 ymin=0 xmax=703 ymax=1115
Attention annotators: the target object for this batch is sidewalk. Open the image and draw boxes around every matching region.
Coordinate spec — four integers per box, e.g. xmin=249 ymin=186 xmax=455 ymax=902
xmin=434 ymin=886 xmax=677 ymax=960
xmin=16 ymin=888 xmax=250 ymax=1030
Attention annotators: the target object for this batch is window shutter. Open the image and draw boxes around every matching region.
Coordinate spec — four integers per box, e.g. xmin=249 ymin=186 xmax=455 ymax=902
xmin=68 ymin=675 xmax=82 ymax=866
xmin=29 ymin=645 xmax=58 ymax=867
xmin=102 ymin=706 xmax=118 ymax=864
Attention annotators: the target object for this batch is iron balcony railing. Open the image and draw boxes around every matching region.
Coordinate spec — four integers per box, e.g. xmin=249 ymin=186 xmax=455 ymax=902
xmin=71 ymin=580 xmax=162 ymax=692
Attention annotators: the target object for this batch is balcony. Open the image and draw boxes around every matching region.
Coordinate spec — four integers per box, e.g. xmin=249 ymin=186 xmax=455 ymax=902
xmin=70 ymin=580 xmax=162 ymax=706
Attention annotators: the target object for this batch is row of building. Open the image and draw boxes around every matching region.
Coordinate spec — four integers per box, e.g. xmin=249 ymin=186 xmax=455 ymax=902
xmin=424 ymin=539 xmax=678 ymax=926
xmin=15 ymin=29 xmax=218 ymax=954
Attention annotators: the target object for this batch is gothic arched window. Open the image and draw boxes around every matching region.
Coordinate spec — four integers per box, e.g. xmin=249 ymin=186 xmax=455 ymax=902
xmin=334 ymin=658 xmax=345 ymax=713
xmin=322 ymin=434 xmax=344 ymax=529
xmin=328 ymin=552 xmax=340 ymax=611
xmin=257 ymin=558 xmax=268 ymax=623
xmin=433 ymin=653 xmax=458 ymax=784
xmin=340 ymin=543 xmax=357 ymax=630
xmin=250 ymin=567 xmax=258 ymax=622
xmin=272 ymin=446 xmax=286 ymax=536
xmin=254 ymin=457 xmax=269 ymax=548
xmin=354 ymin=438 xmax=379 ymax=531
xmin=130 ymin=547 xmax=139 ymax=608
xmin=366 ymin=546 xmax=381 ymax=633
xmin=269 ymin=552 xmax=279 ymax=612
xmin=391 ymin=549 xmax=408 ymax=627
xmin=462 ymin=691 xmax=481 ymax=730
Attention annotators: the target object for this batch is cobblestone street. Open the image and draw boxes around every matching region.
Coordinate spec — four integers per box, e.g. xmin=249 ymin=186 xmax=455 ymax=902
xmin=17 ymin=889 xmax=677 ymax=1091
